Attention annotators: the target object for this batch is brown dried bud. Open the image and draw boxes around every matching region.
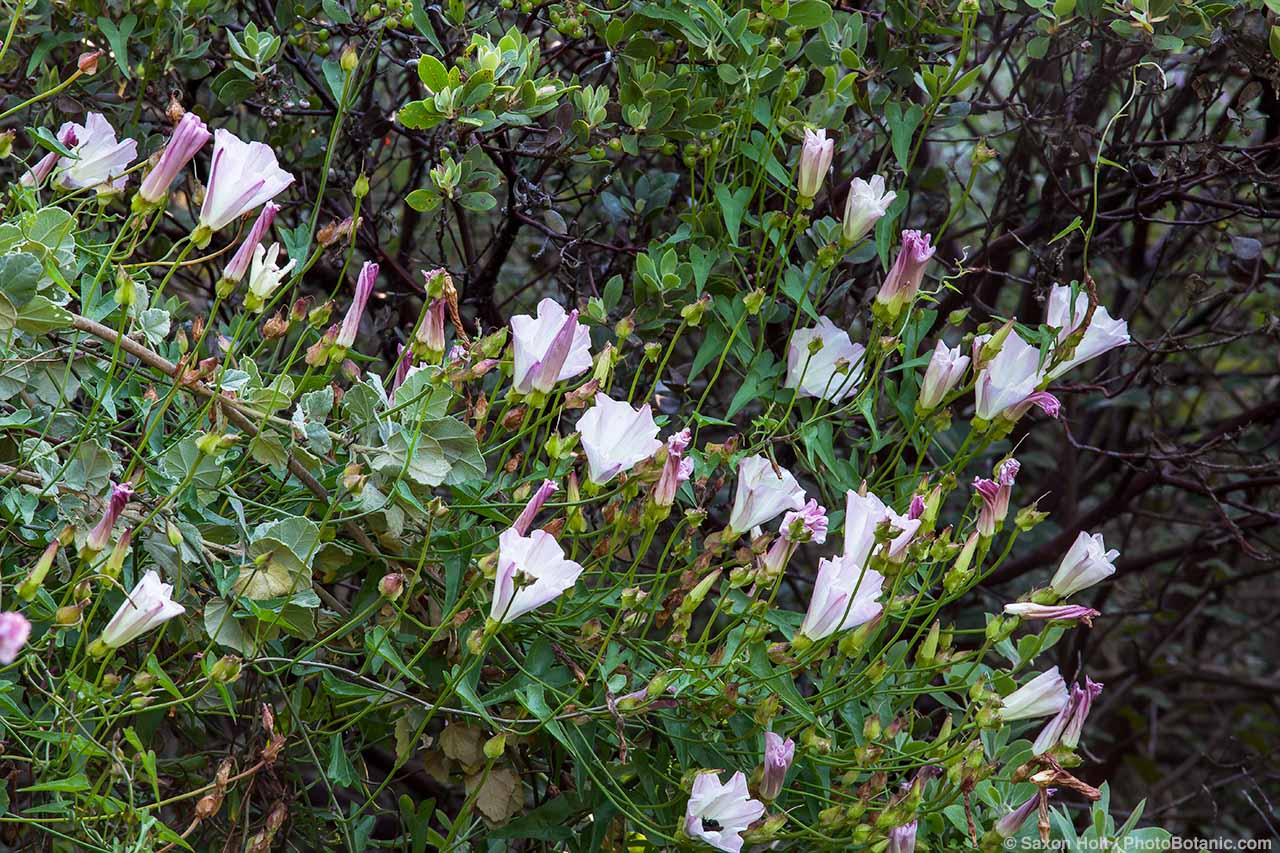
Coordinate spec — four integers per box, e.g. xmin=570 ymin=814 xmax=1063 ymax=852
xmin=77 ymin=50 xmax=102 ymax=75
xmin=563 ymin=379 xmax=600 ymax=409
xmin=317 ymin=216 xmax=356 ymax=247
xmin=194 ymin=791 xmax=223 ymax=821
xmin=501 ymin=407 xmax=526 ymax=430
xmin=290 ymin=296 xmax=313 ymax=323
xmin=165 ymin=94 xmax=186 ymax=124
xmin=262 ymin=312 xmax=289 ymax=339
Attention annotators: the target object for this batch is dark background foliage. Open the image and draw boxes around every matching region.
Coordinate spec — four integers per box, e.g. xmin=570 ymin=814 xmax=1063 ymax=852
xmin=2 ymin=0 xmax=1278 ymax=844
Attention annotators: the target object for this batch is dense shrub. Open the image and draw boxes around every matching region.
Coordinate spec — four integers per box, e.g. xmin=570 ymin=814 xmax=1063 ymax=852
xmin=0 ymin=0 xmax=1276 ymax=849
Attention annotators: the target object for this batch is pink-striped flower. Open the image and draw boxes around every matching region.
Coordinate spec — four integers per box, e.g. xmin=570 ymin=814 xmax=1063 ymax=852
xmin=336 ymin=261 xmax=378 ymax=349
xmin=684 ymin=770 xmax=765 ymax=853
xmin=1033 ymin=677 xmax=1103 ymax=754
xmin=842 ymin=175 xmax=895 ymax=245
xmin=511 ymin=299 xmax=592 ymax=395
xmin=20 ymin=123 xmax=78 ymax=187
xmin=796 ymin=128 xmax=834 ymax=201
xmin=653 ymin=429 xmax=693 ymax=508
xmin=918 ymin=340 xmax=970 ymax=410
xmin=760 ymin=499 xmax=827 ymax=579
xmin=219 ymin=202 xmax=279 ymax=291
xmin=138 ymin=111 xmax=212 ymax=204
xmin=799 ymin=555 xmax=884 ymax=641
xmin=1050 ymin=531 xmax=1118 ymax=598
xmin=887 ymin=820 xmax=918 ymax=853
xmin=1003 ymin=603 xmax=1100 ymax=626
xmin=0 ymin=612 xmax=32 ymax=665
xmin=993 ymin=791 xmax=1051 ymax=839
xmin=198 ymin=128 xmax=294 ymax=233
xmin=759 ymin=732 xmax=795 ymax=801
xmin=876 ymin=230 xmax=935 ymax=319
xmin=973 ymin=458 xmax=1020 ymax=537
xmin=491 ymin=527 xmax=585 ymax=623
xmin=1045 ymin=284 xmax=1130 ymax=379
xmin=416 ymin=298 xmax=448 ymax=358
xmin=513 ymin=479 xmax=558 ymax=536
xmin=99 ymin=570 xmax=185 ymax=649
xmin=998 ymin=666 xmax=1069 ymax=722
xmin=844 ymin=489 xmax=920 ymax=567
xmin=973 ymin=332 xmax=1060 ymax=422
xmin=86 ymin=482 xmax=134 ymax=554
xmin=54 ymin=113 xmax=137 ymax=190
xmin=392 ymin=343 xmax=414 ymax=390
xmin=577 ymin=393 xmax=662 ymax=485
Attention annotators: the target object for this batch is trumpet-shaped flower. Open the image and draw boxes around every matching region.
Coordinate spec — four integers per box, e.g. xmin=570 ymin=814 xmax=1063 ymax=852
xmin=973 ymin=458 xmax=1020 ymax=537
xmin=513 ymin=479 xmax=557 ymax=536
xmin=1033 ymin=677 xmax=1103 ymax=754
xmin=336 ymin=261 xmax=378 ymax=349
xmin=759 ymin=732 xmax=795 ymax=801
xmin=1050 ymin=531 xmax=1118 ymax=598
xmin=1045 ymin=284 xmax=1131 ymax=379
xmin=21 ymin=123 xmax=78 ymax=187
xmin=577 ymin=393 xmax=662 ymax=485
xmin=511 ymin=299 xmax=592 ymax=394
xmin=491 ymin=527 xmax=585 ymax=623
xmin=998 ymin=666 xmax=1069 ymax=722
xmin=198 ymin=128 xmax=294 ymax=232
xmin=759 ymin=499 xmax=827 ymax=579
xmin=798 ymin=554 xmax=885 ymax=641
xmin=416 ymin=298 xmax=448 ymax=358
xmin=684 ymin=770 xmax=765 ymax=853
xmin=785 ymin=317 xmax=866 ymax=403
xmin=728 ymin=456 xmax=806 ymax=535
xmin=876 ymin=230 xmax=935 ymax=319
xmin=993 ymin=792 xmax=1050 ymax=839
xmin=220 ymin=202 xmax=279 ymax=292
xmin=100 ymin=570 xmax=185 ymax=649
xmin=244 ymin=243 xmax=296 ymax=313
xmin=887 ymin=821 xmax=918 ymax=853
xmin=86 ymin=482 xmax=134 ymax=554
xmin=1003 ymin=603 xmax=1100 ymax=626
xmin=918 ymin=340 xmax=970 ymax=410
xmin=53 ymin=113 xmax=137 ymax=190
xmin=842 ymin=175 xmax=895 ymax=246
xmin=138 ymin=111 xmax=211 ymax=204
xmin=653 ymin=429 xmax=694 ymax=507
xmin=973 ymin=332 xmax=1060 ymax=422
xmin=844 ymin=489 xmax=920 ymax=567
xmin=796 ymin=128 xmax=833 ymax=201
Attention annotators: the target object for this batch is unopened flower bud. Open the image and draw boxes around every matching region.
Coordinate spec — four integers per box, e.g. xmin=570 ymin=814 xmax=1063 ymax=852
xmin=78 ymin=50 xmax=102 ymax=75
xmin=483 ymin=733 xmax=506 ymax=759
xmin=743 ymin=288 xmax=766 ymax=315
xmin=340 ymin=44 xmax=359 ymax=73
xmin=681 ymin=296 xmax=709 ymax=326
xmin=353 ymin=173 xmax=370 ymax=198
xmin=209 ymin=655 xmax=243 ymax=683
xmin=378 ymin=573 xmax=405 ymax=600
xmin=18 ymin=540 xmax=59 ymax=601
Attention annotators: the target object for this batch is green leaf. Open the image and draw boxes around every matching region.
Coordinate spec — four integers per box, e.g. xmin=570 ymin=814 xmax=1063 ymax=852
xmin=95 ymin=15 xmax=138 ymax=77
xmin=20 ymin=773 xmax=91 ymax=793
xmin=786 ymin=0 xmax=831 ymax=28
xmin=714 ymin=185 xmax=752 ymax=246
xmin=417 ymin=54 xmax=449 ymax=91
xmin=17 ymin=295 xmax=72 ymax=334
xmin=238 ymin=516 xmax=320 ymax=599
xmin=884 ymin=102 xmax=924 ymax=171
xmin=322 ymin=0 xmax=353 ymax=24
